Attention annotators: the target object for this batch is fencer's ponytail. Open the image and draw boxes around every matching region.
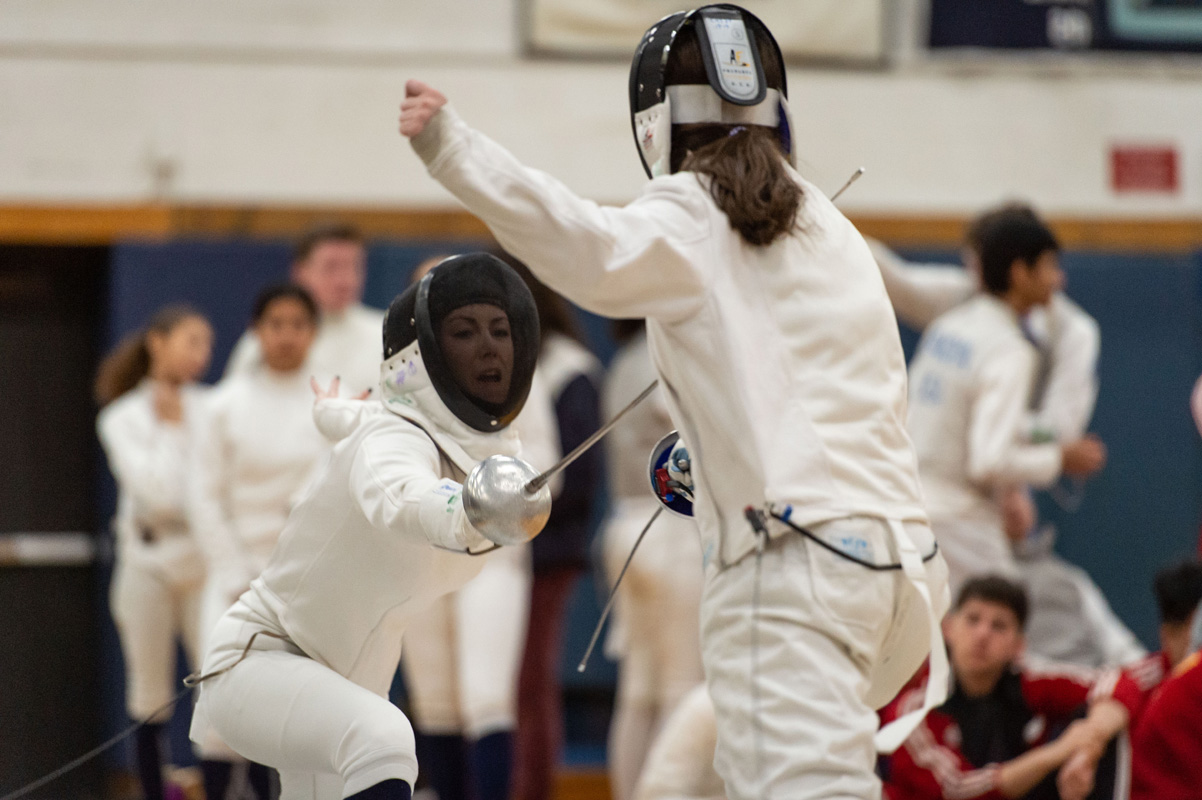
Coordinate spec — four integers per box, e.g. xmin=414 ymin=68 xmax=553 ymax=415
xmin=678 ymin=127 xmax=803 ymax=247
xmin=94 ymin=305 xmax=204 ymax=406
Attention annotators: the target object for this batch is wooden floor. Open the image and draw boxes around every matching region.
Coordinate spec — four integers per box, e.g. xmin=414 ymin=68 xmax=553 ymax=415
xmin=554 ymin=769 xmax=612 ymax=800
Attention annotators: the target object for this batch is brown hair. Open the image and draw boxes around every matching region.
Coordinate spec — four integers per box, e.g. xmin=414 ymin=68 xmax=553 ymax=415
xmin=664 ymin=23 xmax=802 ymax=247
xmin=293 ymin=222 xmax=363 ymax=264
xmin=94 ymin=305 xmax=207 ymax=406
xmin=954 ymin=575 xmax=1029 ymax=630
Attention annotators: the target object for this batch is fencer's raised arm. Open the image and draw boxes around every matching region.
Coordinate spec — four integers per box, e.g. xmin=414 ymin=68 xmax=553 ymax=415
xmin=350 ymin=422 xmax=491 ymax=552
xmin=406 ymin=104 xmax=707 ymax=322
xmin=866 ymin=238 xmax=975 ymax=331
xmin=968 ymin=346 xmax=1063 ymax=490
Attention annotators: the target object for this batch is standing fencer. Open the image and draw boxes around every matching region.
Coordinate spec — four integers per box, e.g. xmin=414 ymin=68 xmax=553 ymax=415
xmin=904 ymin=210 xmax=1106 ymax=595
xmin=601 ymin=320 xmax=705 ymax=800
xmin=226 ymin=223 xmax=384 ymax=396
xmin=191 ymin=254 xmax=543 ymax=800
xmin=397 ymin=255 xmax=557 ymax=800
xmin=95 ymin=306 xmax=214 ymax=800
xmin=188 ymin=285 xmax=329 ymax=800
xmin=871 ymin=206 xmax=1137 ymax=662
xmin=400 ymin=7 xmax=950 ymax=798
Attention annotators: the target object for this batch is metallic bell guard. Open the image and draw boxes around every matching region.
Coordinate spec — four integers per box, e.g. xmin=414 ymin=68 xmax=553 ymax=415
xmin=462 ymin=455 xmax=552 ymax=547
xmin=462 ymin=380 xmax=661 ymax=547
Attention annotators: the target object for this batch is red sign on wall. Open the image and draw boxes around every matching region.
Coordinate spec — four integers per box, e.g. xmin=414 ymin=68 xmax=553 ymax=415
xmin=1110 ymin=145 xmax=1179 ymax=193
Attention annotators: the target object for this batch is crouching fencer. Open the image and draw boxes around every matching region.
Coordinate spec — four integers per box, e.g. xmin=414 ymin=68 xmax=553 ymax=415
xmin=189 ymin=254 xmax=546 ymax=800
xmin=400 ymin=6 xmax=950 ymax=798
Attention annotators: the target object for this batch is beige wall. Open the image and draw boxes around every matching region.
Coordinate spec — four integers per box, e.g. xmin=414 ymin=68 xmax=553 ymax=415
xmin=3 ymin=1 xmax=1202 ymax=217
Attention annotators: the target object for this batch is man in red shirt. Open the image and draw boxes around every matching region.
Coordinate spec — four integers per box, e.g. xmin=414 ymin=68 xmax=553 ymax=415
xmin=1124 ymin=560 xmax=1202 ymax=700
xmin=883 ymin=576 xmax=1141 ymax=800
xmin=1127 ymin=562 xmax=1202 ymax=800
xmin=1130 ymin=650 xmax=1202 ymax=800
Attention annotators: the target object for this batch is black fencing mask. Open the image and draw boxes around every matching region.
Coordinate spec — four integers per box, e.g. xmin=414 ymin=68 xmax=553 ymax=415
xmin=382 ymin=253 xmax=540 ymax=432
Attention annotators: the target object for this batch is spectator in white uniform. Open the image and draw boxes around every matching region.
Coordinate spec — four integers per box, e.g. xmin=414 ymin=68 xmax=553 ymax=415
xmin=873 ymin=205 xmax=1140 ymax=666
xmin=226 ymin=223 xmax=384 ymax=396
xmin=601 ymin=319 xmax=705 ymax=800
xmin=397 ymin=255 xmax=557 ymax=800
xmin=400 ymin=8 xmax=951 ymax=797
xmin=95 ymin=305 xmax=214 ymax=800
xmin=869 ymin=203 xmax=1101 ymax=444
xmin=905 ymin=209 xmax=1107 ymax=596
xmin=188 ymin=285 xmax=330 ymax=800
xmin=191 ymin=254 xmax=542 ymax=800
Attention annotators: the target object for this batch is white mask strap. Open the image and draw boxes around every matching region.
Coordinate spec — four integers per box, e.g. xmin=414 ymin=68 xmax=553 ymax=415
xmin=667 ymin=85 xmax=781 ymax=126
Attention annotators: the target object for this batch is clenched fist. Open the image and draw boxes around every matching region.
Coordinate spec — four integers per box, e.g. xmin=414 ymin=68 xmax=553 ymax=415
xmin=399 ymin=80 xmax=447 ymax=139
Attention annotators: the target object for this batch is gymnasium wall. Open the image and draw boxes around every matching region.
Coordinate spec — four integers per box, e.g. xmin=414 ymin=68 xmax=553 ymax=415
xmin=3 ymin=1 xmax=1202 ymax=217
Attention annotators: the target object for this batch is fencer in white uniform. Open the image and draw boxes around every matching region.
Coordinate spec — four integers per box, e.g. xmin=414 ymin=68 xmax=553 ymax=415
xmin=188 ymin=285 xmax=331 ymax=799
xmin=601 ymin=322 xmax=705 ymax=800
xmin=226 ymin=223 xmax=384 ymax=396
xmin=395 ymin=256 xmax=557 ymax=800
xmin=870 ymin=207 xmax=1139 ymax=664
xmin=401 ymin=8 xmax=950 ymax=798
xmin=868 ymin=211 xmax=1101 ymax=443
xmin=95 ymin=306 xmax=214 ymax=800
xmin=191 ymin=254 xmax=543 ymax=800
xmin=904 ymin=211 xmax=1105 ymax=596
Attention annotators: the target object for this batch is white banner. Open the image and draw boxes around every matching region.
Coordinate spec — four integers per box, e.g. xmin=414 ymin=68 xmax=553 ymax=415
xmin=528 ymin=0 xmax=885 ymax=62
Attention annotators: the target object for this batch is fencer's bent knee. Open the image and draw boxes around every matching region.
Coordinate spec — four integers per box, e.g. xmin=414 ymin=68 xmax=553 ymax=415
xmin=338 ymin=710 xmax=419 ymax=795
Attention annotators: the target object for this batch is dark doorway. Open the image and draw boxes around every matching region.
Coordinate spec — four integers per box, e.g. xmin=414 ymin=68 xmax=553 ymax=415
xmin=0 ymin=244 xmax=108 ymax=799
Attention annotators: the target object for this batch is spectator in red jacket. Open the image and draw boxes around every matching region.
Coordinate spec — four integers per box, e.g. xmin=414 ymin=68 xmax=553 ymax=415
xmin=882 ymin=576 xmax=1141 ymax=800
xmin=1130 ymin=650 xmax=1202 ymax=800
xmin=1123 ymin=559 xmax=1202 ymax=702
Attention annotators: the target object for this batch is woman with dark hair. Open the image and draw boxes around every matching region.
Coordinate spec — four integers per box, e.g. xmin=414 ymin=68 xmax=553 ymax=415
xmin=95 ymin=305 xmax=214 ymax=800
xmin=400 ymin=6 xmax=949 ymax=798
xmin=187 ymin=284 xmax=326 ymax=800
xmin=396 ymin=255 xmax=557 ymax=800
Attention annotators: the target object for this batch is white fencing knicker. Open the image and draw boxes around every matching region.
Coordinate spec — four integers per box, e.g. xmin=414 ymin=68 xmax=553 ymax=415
xmin=700 ymin=514 xmax=950 ymax=800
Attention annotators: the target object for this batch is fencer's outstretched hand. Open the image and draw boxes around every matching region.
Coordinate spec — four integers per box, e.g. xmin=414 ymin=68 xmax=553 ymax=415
xmin=399 ymin=80 xmax=447 ymax=139
xmin=310 ymin=376 xmax=371 ymax=403
xmin=311 ymin=376 xmax=341 ymax=403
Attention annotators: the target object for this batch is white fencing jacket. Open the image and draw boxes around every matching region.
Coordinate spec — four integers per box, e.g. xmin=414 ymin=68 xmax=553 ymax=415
xmin=188 ymin=368 xmax=331 ymax=589
xmin=220 ymin=340 xmax=520 ymax=691
xmin=870 ymin=241 xmax=1100 ymax=442
xmin=97 ymin=381 xmax=209 ymax=586
xmin=413 ymin=107 xmax=929 ymax=568
xmin=906 ymin=294 xmax=1064 ymax=527
xmin=226 ymin=303 xmax=385 ymax=397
